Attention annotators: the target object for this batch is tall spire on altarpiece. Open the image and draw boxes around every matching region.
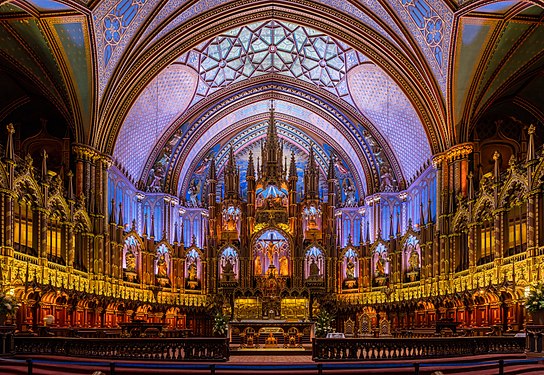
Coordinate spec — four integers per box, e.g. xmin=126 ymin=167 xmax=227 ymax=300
xmin=262 ymin=100 xmax=282 ymax=184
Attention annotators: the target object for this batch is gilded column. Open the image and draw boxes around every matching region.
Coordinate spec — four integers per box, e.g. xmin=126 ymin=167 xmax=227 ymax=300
xmin=65 ymin=221 xmax=75 ymax=268
xmin=36 ymin=208 xmax=49 ymax=260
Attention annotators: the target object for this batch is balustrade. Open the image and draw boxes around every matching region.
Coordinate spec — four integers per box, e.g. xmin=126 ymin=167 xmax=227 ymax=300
xmin=312 ymin=337 xmax=525 ymax=361
xmin=14 ymin=337 xmax=229 ymax=361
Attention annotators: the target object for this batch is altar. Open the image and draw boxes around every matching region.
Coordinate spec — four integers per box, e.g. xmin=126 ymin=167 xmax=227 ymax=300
xmin=228 ymin=321 xmax=314 ymax=349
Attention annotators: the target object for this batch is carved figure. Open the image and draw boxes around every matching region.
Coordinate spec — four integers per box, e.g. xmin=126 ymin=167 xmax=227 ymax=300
xmin=408 ymin=250 xmax=420 ymax=272
xmin=309 ymin=259 xmax=320 ymax=277
xmin=346 ymin=257 xmax=355 ymax=279
xmin=380 ymin=166 xmax=395 ymax=192
xmin=266 ymin=242 xmax=276 ymax=264
xmin=188 ymin=262 xmax=197 ymax=281
xmin=148 ymin=169 xmax=162 ymax=192
xmin=279 ymin=255 xmax=288 ymax=276
xmin=254 ymin=256 xmax=262 ymax=275
xmin=376 ymin=256 xmax=386 ymax=277
xmin=156 ymin=254 xmax=168 ymax=277
xmin=343 ymin=179 xmax=356 ymax=207
xmin=125 ymin=251 xmax=136 ymax=272
xmin=222 ymin=259 xmax=235 ymax=282
xmin=188 ymin=180 xmax=200 ymax=207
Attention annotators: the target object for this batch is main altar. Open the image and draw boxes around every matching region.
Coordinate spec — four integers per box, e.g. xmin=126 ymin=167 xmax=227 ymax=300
xmin=228 ymin=295 xmax=314 ymax=349
xmin=228 ymin=320 xmax=314 ymax=349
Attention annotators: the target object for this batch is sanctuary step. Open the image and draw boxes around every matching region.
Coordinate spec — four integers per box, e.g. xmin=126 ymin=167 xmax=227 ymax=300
xmin=1 ymin=353 xmax=543 ymax=375
xmin=229 ymin=344 xmax=312 ymax=356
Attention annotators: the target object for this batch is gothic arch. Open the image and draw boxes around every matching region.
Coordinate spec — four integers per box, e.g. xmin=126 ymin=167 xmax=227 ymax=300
xmin=13 ymin=175 xmax=43 ymax=207
xmin=46 ymin=194 xmax=70 ymax=222
xmin=473 ymin=195 xmax=495 ymax=220
xmin=499 ymin=177 xmax=528 ymax=208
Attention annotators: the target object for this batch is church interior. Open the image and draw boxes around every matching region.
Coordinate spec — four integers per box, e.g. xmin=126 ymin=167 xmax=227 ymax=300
xmin=1 ymin=0 xmax=544 ymax=357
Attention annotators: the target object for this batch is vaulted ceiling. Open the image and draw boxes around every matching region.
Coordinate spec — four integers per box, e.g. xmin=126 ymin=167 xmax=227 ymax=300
xmin=1 ymin=0 xmax=542 ymax=197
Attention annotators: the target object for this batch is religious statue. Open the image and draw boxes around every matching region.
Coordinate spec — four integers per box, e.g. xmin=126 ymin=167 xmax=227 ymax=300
xmin=380 ymin=166 xmax=395 ymax=192
xmin=309 ymin=259 xmax=320 ymax=277
xmin=279 ymin=256 xmax=288 ymax=276
xmin=376 ymin=256 xmax=386 ymax=277
xmin=125 ymin=250 xmax=136 ymax=272
xmin=254 ymin=256 xmax=262 ymax=275
xmin=188 ymin=180 xmax=200 ymax=207
xmin=266 ymin=241 xmax=276 ymax=265
xmin=343 ymin=179 xmax=356 ymax=207
xmin=156 ymin=254 xmax=168 ymax=277
xmin=408 ymin=250 xmax=420 ymax=272
xmin=187 ymin=262 xmax=197 ymax=281
xmin=222 ymin=259 xmax=235 ymax=281
xmin=148 ymin=163 xmax=165 ymax=193
xmin=346 ymin=257 xmax=355 ymax=279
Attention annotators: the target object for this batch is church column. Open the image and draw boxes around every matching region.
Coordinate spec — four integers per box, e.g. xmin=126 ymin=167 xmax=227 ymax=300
xmin=64 ymin=221 xmax=75 ymax=268
xmin=1 ymin=124 xmax=16 ymax=256
xmin=526 ymin=125 xmax=538 ymax=257
xmin=247 ymin=151 xmax=256 ymax=234
xmin=327 ymin=155 xmax=337 ymax=250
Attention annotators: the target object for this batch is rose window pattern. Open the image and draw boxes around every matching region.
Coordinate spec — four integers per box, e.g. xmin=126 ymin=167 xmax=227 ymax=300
xmin=180 ymin=20 xmax=353 ymax=98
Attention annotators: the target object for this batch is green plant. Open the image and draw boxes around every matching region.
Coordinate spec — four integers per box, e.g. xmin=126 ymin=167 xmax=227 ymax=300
xmin=213 ymin=312 xmax=229 ymax=336
xmin=525 ymin=282 xmax=544 ymax=313
xmin=315 ymin=310 xmax=334 ymax=338
xmin=0 ymin=291 xmax=18 ymax=317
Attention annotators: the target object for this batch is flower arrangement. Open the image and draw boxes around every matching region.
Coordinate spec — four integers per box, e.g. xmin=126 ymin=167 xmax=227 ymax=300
xmin=315 ymin=310 xmax=335 ymax=338
xmin=525 ymin=282 xmax=544 ymax=313
xmin=213 ymin=312 xmax=229 ymax=336
xmin=0 ymin=291 xmax=18 ymax=318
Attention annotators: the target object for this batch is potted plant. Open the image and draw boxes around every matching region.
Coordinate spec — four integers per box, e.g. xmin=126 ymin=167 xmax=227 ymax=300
xmin=315 ymin=310 xmax=335 ymax=338
xmin=525 ymin=282 xmax=544 ymax=325
xmin=0 ymin=291 xmax=18 ymax=325
xmin=213 ymin=312 xmax=229 ymax=337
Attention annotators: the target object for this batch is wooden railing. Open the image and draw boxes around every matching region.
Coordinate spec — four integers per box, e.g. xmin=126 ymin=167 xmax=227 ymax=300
xmin=526 ymin=325 xmax=544 ymax=358
xmin=13 ymin=337 xmax=229 ymax=361
xmin=312 ymin=336 xmax=525 ymax=361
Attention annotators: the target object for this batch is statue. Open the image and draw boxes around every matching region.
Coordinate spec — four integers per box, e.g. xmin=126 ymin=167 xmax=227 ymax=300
xmin=376 ymin=256 xmax=386 ymax=277
xmin=346 ymin=257 xmax=355 ymax=279
xmin=148 ymin=168 xmax=162 ymax=192
xmin=266 ymin=241 xmax=276 ymax=265
xmin=187 ymin=262 xmax=197 ymax=281
xmin=222 ymin=259 xmax=235 ymax=281
xmin=279 ymin=256 xmax=289 ymax=276
xmin=188 ymin=180 xmax=200 ymax=207
xmin=309 ymin=259 xmax=320 ymax=277
xmin=343 ymin=179 xmax=356 ymax=207
xmin=380 ymin=166 xmax=395 ymax=192
xmin=408 ymin=250 xmax=420 ymax=272
xmin=156 ymin=254 xmax=168 ymax=277
xmin=254 ymin=256 xmax=262 ymax=275
xmin=125 ymin=250 xmax=136 ymax=272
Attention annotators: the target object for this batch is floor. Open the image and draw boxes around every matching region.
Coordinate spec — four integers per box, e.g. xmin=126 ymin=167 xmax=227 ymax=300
xmin=1 ymin=353 xmax=543 ymax=374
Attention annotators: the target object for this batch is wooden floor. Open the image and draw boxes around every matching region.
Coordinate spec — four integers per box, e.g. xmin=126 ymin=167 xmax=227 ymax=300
xmin=1 ymin=353 xmax=543 ymax=374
